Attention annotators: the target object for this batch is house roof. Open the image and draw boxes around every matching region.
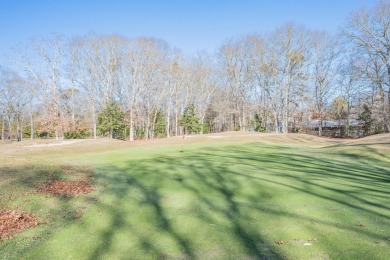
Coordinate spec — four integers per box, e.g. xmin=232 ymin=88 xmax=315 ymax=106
xmin=303 ymin=119 xmax=362 ymax=128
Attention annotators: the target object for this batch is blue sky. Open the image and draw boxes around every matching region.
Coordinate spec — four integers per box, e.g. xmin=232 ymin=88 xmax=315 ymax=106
xmin=0 ymin=0 xmax=378 ymax=63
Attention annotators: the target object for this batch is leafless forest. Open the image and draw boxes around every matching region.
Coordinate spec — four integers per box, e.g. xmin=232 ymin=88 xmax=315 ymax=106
xmin=1 ymin=1 xmax=390 ymax=140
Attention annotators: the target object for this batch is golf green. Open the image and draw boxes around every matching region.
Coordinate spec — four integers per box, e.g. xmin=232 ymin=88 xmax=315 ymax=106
xmin=1 ymin=134 xmax=389 ymax=259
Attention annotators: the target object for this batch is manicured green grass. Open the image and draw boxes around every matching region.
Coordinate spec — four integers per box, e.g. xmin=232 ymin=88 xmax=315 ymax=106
xmin=1 ymin=135 xmax=389 ymax=259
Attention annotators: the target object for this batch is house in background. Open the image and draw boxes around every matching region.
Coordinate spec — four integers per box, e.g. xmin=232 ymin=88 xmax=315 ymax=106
xmin=302 ymin=119 xmax=363 ymax=137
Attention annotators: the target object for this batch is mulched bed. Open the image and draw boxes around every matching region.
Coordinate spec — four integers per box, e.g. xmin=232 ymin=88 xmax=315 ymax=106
xmin=38 ymin=180 xmax=95 ymax=197
xmin=0 ymin=210 xmax=39 ymax=240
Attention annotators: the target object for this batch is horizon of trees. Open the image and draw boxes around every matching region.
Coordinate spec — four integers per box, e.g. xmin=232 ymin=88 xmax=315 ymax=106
xmin=1 ymin=0 xmax=389 ymax=141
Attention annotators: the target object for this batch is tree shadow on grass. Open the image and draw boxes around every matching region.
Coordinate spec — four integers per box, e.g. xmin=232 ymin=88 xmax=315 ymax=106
xmin=89 ymin=154 xmax=283 ymax=259
xmin=90 ymin=144 xmax=390 ymax=259
xmin=86 ymin=142 xmax=390 ymax=259
xmin=4 ymin=141 xmax=389 ymax=259
xmin=86 ymin=172 xmax=196 ymax=260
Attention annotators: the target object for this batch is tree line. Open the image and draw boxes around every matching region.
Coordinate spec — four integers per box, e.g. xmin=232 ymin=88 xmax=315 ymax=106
xmin=1 ymin=1 xmax=389 ymax=140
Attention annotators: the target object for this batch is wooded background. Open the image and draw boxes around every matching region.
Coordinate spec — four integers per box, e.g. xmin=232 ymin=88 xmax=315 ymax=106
xmin=1 ymin=1 xmax=389 ymax=140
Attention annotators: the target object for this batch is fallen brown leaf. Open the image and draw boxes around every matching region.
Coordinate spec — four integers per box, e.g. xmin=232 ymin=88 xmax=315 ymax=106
xmin=38 ymin=180 xmax=95 ymax=197
xmin=0 ymin=210 xmax=39 ymax=240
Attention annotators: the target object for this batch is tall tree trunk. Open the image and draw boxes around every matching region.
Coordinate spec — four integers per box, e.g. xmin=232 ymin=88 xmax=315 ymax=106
xmin=318 ymin=120 xmax=323 ymax=136
xmin=175 ymin=107 xmax=179 ymax=136
xmin=166 ymin=109 xmax=170 ymax=137
xmin=387 ymin=85 xmax=390 ymax=132
xmin=379 ymin=87 xmax=389 ymax=133
xmin=7 ymin=116 xmax=12 ymax=140
xmin=29 ymin=100 xmax=34 ymax=140
xmin=284 ymin=84 xmax=289 ymax=134
xmin=129 ymin=109 xmax=134 ymax=141
xmin=151 ymin=111 xmax=158 ymax=139
xmin=200 ymin=115 xmax=205 ymax=134
xmin=92 ymin=111 xmax=97 ymax=139
xmin=146 ymin=113 xmax=150 ymax=140
xmin=93 ymin=122 xmax=97 ymax=139
xmin=1 ymin=115 xmax=4 ymax=141
xmin=346 ymin=104 xmax=351 ymax=137
xmin=241 ymin=104 xmax=246 ymax=131
xmin=92 ymin=98 xmax=97 ymax=139
xmin=71 ymin=89 xmax=75 ymax=131
xmin=30 ymin=113 xmax=34 ymax=140
xmin=17 ymin=119 xmax=21 ymax=142
xmin=274 ymin=113 xmax=278 ymax=133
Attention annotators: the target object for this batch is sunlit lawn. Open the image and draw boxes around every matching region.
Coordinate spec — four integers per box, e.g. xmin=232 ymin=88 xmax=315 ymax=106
xmin=0 ymin=134 xmax=389 ymax=259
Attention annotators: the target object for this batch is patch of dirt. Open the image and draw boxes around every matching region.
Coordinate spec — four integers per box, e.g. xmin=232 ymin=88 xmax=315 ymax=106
xmin=38 ymin=180 xmax=95 ymax=197
xmin=0 ymin=210 xmax=39 ymax=240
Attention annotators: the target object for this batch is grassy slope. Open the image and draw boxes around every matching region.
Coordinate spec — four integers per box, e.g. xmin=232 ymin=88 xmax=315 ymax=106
xmin=0 ymin=133 xmax=389 ymax=259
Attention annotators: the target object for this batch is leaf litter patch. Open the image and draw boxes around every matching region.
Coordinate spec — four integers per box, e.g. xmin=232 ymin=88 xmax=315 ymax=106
xmin=38 ymin=165 xmax=96 ymax=197
xmin=0 ymin=210 xmax=39 ymax=240
xmin=38 ymin=180 xmax=95 ymax=197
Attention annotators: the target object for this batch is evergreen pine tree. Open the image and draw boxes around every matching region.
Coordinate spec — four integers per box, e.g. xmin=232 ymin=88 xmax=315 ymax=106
xmin=97 ymin=102 xmax=126 ymax=139
xmin=358 ymin=104 xmax=373 ymax=136
xmin=153 ymin=111 xmax=167 ymax=137
xmin=179 ymin=104 xmax=202 ymax=134
xmin=250 ymin=113 xmax=266 ymax=132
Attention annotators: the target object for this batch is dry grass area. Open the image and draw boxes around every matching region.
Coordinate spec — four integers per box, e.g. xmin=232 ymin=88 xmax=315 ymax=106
xmin=343 ymin=133 xmax=390 ymax=148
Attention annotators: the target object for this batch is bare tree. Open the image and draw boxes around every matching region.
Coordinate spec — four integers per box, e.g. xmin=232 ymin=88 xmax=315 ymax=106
xmin=163 ymin=51 xmax=185 ymax=137
xmin=310 ymin=32 xmax=340 ymax=135
xmin=218 ymin=37 xmax=252 ymax=131
xmin=343 ymin=0 xmax=390 ymax=132
xmin=69 ymin=34 xmax=122 ymax=139
xmin=17 ymin=35 xmax=66 ymax=139
xmin=0 ymin=67 xmax=29 ymax=140
xmin=120 ymin=38 xmax=148 ymax=141
xmin=269 ymin=24 xmax=309 ymax=133
xmin=190 ymin=52 xmax=216 ymax=134
xmin=338 ymin=55 xmax=365 ymax=135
